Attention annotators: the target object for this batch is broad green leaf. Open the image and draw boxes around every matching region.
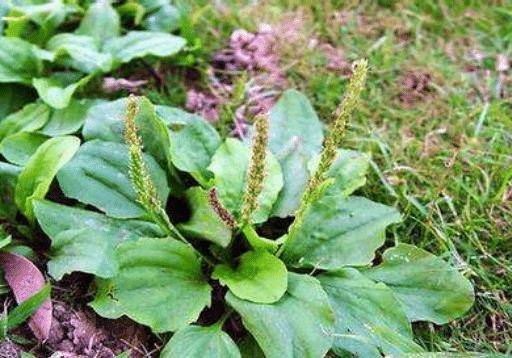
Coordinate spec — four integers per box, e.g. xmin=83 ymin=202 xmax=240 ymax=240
xmin=168 ymin=112 xmax=221 ymax=186
xmin=47 ymin=33 xmax=113 ymax=73
xmin=318 ymin=268 xmax=414 ymax=355
xmin=76 ymin=0 xmax=120 ymax=44
xmin=0 ymin=84 xmax=36 ymax=119
xmin=0 ymin=37 xmax=43 ymax=84
xmin=48 ymin=229 xmax=119 ymax=280
xmin=33 ymin=73 xmax=91 ymax=109
xmin=156 ymin=105 xmax=199 ymax=125
xmin=90 ymin=278 xmax=124 ymax=319
xmin=267 ymin=90 xmax=324 ymax=217
xmin=15 ymin=136 xmax=80 ymax=222
xmin=282 ymin=196 xmax=401 ymax=269
xmin=362 ymin=243 xmax=475 ymax=324
xmin=0 ymin=162 xmax=21 ymax=220
xmin=57 ymin=140 xmax=169 ymax=219
xmin=161 ymin=324 xmax=241 ymax=358
xmin=81 ymin=98 xmax=187 ymax=194
xmin=144 ymin=4 xmax=180 ymax=33
xmin=370 ymin=326 xmax=424 ymax=355
xmin=40 ymin=99 xmax=96 ymax=136
xmin=8 ymin=0 xmax=77 ymax=39
xmin=103 ymin=31 xmax=186 ymax=64
xmin=308 ymin=149 xmax=370 ymax=197
xmin=0 ymin=102 xmax=50 ymax=142
xmin=0 ymin=132 xmax=48 ymax=166
xmin=177 ymin=187 xmax=232 ymax=248
xmin=226 ymin=273 xmax=335 ymax=358
xmin=90 ymin=237 xmax=211 ymax=333
xmin=82 ymin=97 xmax=129 ymax=142
xmin=129 ymin=97 xmax=172 ymax=171
xmin=82 ymin=98 xmax=171 ymax=167
xmin=33 ymin=199 xmax=164 ymax=240
xmin=330 ymin=334 xmax=381 ymax=358
xmin=213 ymin=251 xmax=287 ymax=304
xmin=208 ymin=138 xmax=283 ymax=224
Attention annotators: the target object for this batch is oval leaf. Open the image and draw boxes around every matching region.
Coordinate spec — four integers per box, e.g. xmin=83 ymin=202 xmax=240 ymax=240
xmin=318 ymin=268 xmax=413 ymax=355
xmin=226 ymin=272 xmax=335 ymax=358
xmin=35 ymin=199 xmax=161 ymax=280
xmin=0 ymin=37 xmax=43 ymax=84
xmin=282 ymin=196 xmax=401 ymax=270
xmin=15 ymin=136 xmax=80 ymax=222
xmin=75 ymin=0 xmax=120 ymax=44
xmin=103 ymin=31 xmax=186 ymax=64
xmin=267 ymin=90 xmax=324 ymax=217
xmin=361 ymin=243 xmax=475 ymax=324
xmin=57 ymin=140 xmax=169 ymax=219
xmin=90 ymin=237 xmax=211 ymax=333
xmin=168 ymin=112 xmax=221 ymax=186
xmin=33 ymin=73 xmax=90 ymax=109
xmin=0 ymin=132 xmax=48 ymax=166
xmin=213 ymin=251 xmax=287 ymax=304
xmin=46 ymin=34 xmax=113 ymax=74
xmin=40 ymin=98 xmax=96 ymax=136
xmin=33 ymin=199 xmax=164 ymax=240
xmin=177 ymin=187 xmax=232 ymax=248
xmin=208 ymin=138 xmax=283 ymax=224
xmin=308 ymin=149 xmax=370 ymax=198
xmin=82 ymin=97 xmax=174 ymax=175
xmin=48 ymin=229 xmax=119 ymax=280
xmin=82 ymin=97 xmax=130 ymax=142
xmin=161 ymin=324 xmax=241 ymax=358
xmin=0 ymin=102 xmax=50 ymax=142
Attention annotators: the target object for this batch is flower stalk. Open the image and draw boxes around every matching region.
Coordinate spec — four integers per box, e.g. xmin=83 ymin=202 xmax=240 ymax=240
xmin=240 ymin=114 xmax=269 ymax=226
xmin=279 ymin=59 xmax=368 ymax=255
xmin=124 ymin=96 xmax=183 ymax=241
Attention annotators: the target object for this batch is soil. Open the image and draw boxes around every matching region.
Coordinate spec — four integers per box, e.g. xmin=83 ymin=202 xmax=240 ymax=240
xmin=0 ymin=340 xmax=21 ymax=358
xmin=397 ymin=71 xmax=434 ymax=106
xmin=44 ymin=303 xmax=141 ymax=357
xmin=2 ymin=270 xmax=154 ymax=357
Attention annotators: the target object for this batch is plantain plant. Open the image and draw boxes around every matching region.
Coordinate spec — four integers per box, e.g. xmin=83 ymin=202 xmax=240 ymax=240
xmin=2 ymin=59 xmax=475 ymax=357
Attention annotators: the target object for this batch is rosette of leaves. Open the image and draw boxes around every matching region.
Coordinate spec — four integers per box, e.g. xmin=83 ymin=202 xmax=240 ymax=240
xmin=1 ymin=60 xmax=475 ymax=357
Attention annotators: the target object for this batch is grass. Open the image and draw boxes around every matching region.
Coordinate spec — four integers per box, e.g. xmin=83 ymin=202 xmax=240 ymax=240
xmin=146 ymin=0 xmax=512 ymax=354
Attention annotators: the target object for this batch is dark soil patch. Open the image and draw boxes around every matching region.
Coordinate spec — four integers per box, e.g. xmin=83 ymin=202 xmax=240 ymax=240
xmin=0 ymin=340 xmax=22 ymax=358
xmin=397 ymin=71 xmax=435 ymax=106
xmin=44 ymin=303 xmax=149 ymax=358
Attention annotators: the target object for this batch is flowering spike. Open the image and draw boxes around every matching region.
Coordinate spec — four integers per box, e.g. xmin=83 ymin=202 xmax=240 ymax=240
xmin=124 ymin=95 xmax=176 ymax=237
xmin=241 ymin=114 xmax=269 ymax=225
xmin=281 ymin=60 xmax=368 ymax=254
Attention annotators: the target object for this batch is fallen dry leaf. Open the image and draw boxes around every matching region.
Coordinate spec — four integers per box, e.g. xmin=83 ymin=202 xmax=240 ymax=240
xmin=0 ymin=252 xmax=52 ymax=341
xmin=102 ymin=77 xmax=148 ymax=93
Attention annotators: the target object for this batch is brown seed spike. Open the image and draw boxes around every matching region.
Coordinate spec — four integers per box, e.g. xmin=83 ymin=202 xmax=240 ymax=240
xmin=209 ymin=188 xmax=237 ymax=229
